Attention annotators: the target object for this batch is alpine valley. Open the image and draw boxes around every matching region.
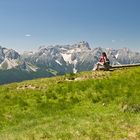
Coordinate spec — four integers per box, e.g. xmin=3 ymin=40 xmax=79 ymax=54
xmin=0 ymin=41 xmax=140 ymax=84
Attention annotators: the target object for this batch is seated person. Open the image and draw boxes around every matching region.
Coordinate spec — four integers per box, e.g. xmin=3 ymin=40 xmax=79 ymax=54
xmin=93 ymin=52 xmax=110 ymax=70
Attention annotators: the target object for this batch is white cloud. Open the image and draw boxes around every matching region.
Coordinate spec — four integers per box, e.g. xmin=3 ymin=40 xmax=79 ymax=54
xmin=25 ymin=34 xmax=31 ymax=37
xmin=111 ymin=40 xmax=116 ymax=43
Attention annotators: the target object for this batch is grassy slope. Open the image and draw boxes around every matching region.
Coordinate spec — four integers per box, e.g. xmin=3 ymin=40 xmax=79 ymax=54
xmin=0 ymin=68 xmax=140 ymax=140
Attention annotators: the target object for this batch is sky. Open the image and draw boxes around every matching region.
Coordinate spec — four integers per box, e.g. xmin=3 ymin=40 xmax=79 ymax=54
xmin=0 ymin=0 xmax=140 ymax=52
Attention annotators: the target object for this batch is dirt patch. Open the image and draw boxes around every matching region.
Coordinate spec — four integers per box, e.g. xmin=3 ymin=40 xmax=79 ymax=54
xmin=16 ymin=84 xmax=41 ymax=90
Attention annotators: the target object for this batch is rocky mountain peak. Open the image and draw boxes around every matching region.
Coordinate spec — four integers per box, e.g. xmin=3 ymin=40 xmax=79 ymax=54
xmin=5 ymin=49 xmax=20 ymax=59
xmin=0 ymin=42 xmax=140 ymax=74
xmin=74 ymin=41 xmax=91 ymax=50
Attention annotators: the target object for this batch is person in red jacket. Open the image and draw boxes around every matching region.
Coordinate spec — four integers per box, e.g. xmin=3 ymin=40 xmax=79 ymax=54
xmin=93 ymin=52 xmax=109 ymax=70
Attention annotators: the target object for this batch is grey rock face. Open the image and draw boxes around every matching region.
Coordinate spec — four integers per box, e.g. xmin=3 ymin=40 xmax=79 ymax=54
xmin=5 ymin=49 xmax=20 ymax=59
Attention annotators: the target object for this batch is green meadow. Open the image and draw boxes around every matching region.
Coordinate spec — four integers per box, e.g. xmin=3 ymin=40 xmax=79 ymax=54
xmin=0 ymin=67 xmax=140 ymax=140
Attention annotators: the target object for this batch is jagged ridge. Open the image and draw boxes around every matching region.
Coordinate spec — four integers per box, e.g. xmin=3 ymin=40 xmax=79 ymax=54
xmin=0 ymin=41 xmax=140 ymax=84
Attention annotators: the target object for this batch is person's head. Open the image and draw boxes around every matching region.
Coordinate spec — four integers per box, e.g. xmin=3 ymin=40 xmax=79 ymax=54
xmin=102 ymin=52 xmax=107 ymax=57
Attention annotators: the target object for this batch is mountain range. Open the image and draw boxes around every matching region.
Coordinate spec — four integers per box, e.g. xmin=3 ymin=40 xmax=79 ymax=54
xmin=0 ymin=41 xmax=140 ymax=84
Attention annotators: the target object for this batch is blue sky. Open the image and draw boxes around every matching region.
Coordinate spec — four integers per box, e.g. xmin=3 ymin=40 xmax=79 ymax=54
xmin=0 ymin=0 xmax=140 ymax=52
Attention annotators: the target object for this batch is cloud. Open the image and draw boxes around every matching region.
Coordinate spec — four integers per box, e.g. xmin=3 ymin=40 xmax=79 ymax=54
xmin=111 ymin=40 xmax=115 ymax=43
xmin=25 ymin=34 xmax=31 ymax=37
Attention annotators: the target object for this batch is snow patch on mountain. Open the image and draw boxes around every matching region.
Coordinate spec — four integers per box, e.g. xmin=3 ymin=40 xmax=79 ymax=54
xmin=61 ymin=53 xmax=72 ymax=63
xmin=55 ymin=60 xmax=62 ymax=66
xmin=0 ymin=58 xmax=19 ymax=69
xmin=26 ymin=64 xmax=38 ymax=72
xmin=115 ymin=53 xmax=119 ymax=59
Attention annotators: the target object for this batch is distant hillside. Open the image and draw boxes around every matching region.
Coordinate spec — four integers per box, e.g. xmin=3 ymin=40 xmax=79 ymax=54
xmin=0 ymin=67 xmax=140 ymax=140
xmin=0 ymin=69 xmax=54 ymax=84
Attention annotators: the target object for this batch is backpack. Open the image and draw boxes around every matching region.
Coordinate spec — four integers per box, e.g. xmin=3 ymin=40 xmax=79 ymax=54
xmin=105 ymin=58 xmax=110 ymax=65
